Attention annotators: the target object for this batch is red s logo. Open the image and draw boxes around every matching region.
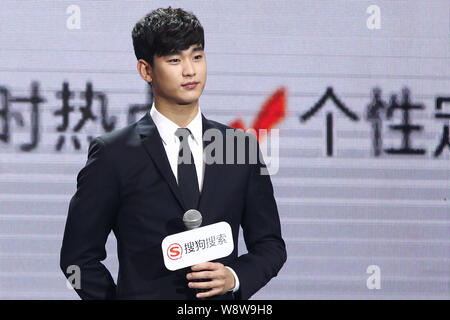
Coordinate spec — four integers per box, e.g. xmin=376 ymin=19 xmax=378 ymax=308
xmin=167 ymin=243 xmax=182 ymax=260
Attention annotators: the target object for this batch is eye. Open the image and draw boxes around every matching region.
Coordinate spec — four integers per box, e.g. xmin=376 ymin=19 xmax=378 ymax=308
xmin=168 ymin=58 xmax=180 ymax=63
xmin=194 ymin=55 xmax=203 ymax=60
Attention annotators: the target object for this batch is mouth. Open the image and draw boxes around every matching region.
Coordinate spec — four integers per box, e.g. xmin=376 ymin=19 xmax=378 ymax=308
xmin=181 ymin=81 xmax=199 ymax=89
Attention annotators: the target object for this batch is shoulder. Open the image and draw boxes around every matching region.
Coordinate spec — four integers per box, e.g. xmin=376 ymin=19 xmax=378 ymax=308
xmin=204 ymin=117 xmax=261 ymax=168
xmin=89 ymin=121 xmax=141 ymax=160
xmin=96 ymin=122 xmax=137 ymax=145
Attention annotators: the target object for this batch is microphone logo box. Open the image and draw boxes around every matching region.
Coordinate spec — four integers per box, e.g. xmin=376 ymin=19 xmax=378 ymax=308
xmin=161 ymin=222 xmax=234 ymax=271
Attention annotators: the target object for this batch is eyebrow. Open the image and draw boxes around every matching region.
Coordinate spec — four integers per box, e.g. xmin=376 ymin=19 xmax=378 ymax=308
xmin=166 ymin=46 xmax=204 ymax=57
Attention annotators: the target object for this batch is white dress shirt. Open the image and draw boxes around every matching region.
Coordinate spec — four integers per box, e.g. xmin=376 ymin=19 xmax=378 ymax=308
xmin=149 ymin=102 xmax=240 ymax=293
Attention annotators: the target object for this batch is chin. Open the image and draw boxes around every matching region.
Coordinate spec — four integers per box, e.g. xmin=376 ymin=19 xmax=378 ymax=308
xmin=177 ymin=99 xmax=199 ymax=106
xmin=176 ymin=95 xmax=201 ymax=106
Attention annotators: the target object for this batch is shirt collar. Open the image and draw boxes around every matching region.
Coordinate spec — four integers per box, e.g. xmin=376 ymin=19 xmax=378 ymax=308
xmin=149 ymin=101 xmax=203 ymax=146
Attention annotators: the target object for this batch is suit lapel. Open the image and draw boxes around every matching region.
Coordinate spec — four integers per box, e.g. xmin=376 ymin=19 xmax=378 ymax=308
xmin=197 ymin=113 xmax=221 ymax=214
xmin=137 ymin=111 xmax=185 ymax=211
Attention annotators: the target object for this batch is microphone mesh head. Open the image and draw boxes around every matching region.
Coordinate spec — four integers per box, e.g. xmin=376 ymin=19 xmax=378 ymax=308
xmin=183 ymin=209 xmax=202 ymax=230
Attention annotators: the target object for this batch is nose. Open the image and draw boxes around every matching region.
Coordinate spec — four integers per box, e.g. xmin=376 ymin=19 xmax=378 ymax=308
xmin=182 ymin=60 xmax=196 ymax=77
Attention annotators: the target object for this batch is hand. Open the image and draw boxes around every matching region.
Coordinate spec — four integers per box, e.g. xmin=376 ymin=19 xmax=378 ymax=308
xmin=186 ymin=262 xmax=235 ymax=298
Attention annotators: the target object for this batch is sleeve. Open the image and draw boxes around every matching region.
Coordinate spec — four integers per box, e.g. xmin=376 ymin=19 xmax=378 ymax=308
xmin=59 ymin=137 xmax=120 ymax=300
xmin=225 ymin=266 xmax=240 ymax=293
xmin=228 ymin=137 xmax=287 ymax=300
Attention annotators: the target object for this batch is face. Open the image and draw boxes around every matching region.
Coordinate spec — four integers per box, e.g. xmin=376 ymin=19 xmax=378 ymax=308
xmin=140 ymin=43 xmax=207 ymax=106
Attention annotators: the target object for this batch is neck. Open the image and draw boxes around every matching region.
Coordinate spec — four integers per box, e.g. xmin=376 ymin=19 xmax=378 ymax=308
xmin=153 ymin=96 xmax=199 ymax=127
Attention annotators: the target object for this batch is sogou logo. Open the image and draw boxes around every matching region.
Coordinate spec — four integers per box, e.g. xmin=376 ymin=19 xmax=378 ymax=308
xmin=167 ymin=243 xmax=182 ymax=260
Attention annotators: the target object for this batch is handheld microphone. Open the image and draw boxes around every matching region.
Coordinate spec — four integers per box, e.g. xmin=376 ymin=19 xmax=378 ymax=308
xmin=183 ymin=209 xmax=202 ymax=230
xmin=182 ymin=209 xmax=209 ymax=297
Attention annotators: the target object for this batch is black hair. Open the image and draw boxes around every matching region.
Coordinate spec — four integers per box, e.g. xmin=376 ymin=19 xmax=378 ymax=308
xmin=131 ymin=6 xmax=205 ymax=67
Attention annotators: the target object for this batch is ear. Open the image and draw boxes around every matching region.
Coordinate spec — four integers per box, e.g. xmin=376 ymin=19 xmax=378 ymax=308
xmin=137 ymin=59 xmax=153 ymax=83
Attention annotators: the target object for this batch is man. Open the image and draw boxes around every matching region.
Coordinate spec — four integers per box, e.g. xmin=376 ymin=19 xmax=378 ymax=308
xmin=60 ymin=6 xmax=286 ymax=300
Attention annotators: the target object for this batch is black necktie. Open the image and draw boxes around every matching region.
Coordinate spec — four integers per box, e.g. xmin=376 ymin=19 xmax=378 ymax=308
xmin=175 ymin=128 xmax=200 ymax=210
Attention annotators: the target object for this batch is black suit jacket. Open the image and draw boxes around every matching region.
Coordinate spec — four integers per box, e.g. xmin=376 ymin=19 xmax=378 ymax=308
xmin=60 ymin=110 xmax=287 ymax=300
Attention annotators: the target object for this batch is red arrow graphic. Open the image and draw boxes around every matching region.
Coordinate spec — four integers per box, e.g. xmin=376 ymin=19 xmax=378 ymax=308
xmin=229 ymin=87 xmax=287 ymax=141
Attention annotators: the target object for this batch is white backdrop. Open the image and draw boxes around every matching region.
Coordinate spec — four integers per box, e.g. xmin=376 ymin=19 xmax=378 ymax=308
xmin=0 ymin=0 xmax=449 ymax=299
